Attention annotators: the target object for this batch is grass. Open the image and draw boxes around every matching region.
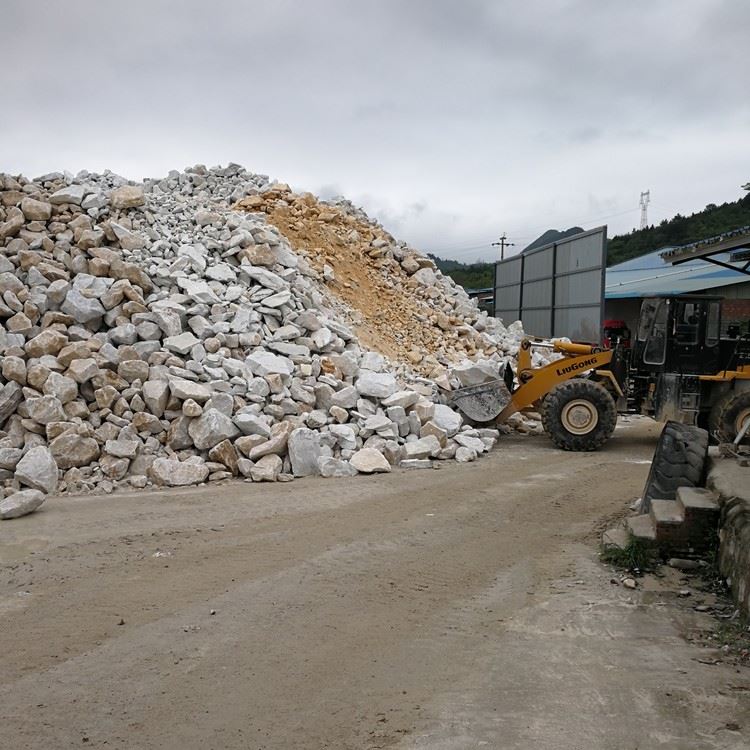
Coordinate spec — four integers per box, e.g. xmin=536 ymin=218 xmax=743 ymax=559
xmin=600 ymin=536 xmax=658 ymax=572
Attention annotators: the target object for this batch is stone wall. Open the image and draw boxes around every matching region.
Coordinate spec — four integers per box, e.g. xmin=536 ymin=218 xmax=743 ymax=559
xmin=707 ymin=457 xmax=750 ymax=618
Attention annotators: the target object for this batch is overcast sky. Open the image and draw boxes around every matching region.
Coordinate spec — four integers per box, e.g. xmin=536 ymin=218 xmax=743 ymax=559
xmin=2 ymin=0 xmax=748 ymax=261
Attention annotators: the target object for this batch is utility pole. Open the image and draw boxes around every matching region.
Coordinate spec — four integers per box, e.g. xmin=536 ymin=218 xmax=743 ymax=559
xmin=492 ymin=233 xmax=515 ymax=261
xmin=639 ymin=190 xmax=650 ymax=230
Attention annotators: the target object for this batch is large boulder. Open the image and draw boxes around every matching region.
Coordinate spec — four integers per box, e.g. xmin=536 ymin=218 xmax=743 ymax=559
xmin=246 ymin=351 xmax=294 ymax=377
xmin=0 ymin=381 xmax=23 ymax=427
xmin=0 ymin=489 xmax=47 ymax=519
xmin=20 ymin=197 xmax=52 ymax=221
xmin=26 ymin=396 xmax=67 ymax=425
xmin=49 ymin=433 xmax=101 ymax=469
xmin=49 ymin=185 xmax=85 ymax=205
xmin=188 ymin=408 xmax=240 ymax=450
xmin=168 ymin=377 xmax=212 ymax=403
xmin=61 ymin=288 xmax=106 ymax=324
xmin=14 ymin=446 xmax=58 ymax=494
xmin=288 ymin=428 xmax=322 ymax=477
xmin=403 ymin=435 xmax=441 ymax=460
xmin=249 ymin=454 xmax=282 ymax=482
xmin=143 ymin=380 xmax=170 ymax=417
xmin=42 ymin=372 xmax=78 ymax=404
xmin=317 ymin=457 xmax=358 ymax=478
xmin=350 ymin=448 xmax=391 ymax=474
xmin=104 ymin=440 xmax=139 ymax=459
xmin=451 ymin=359 xmax=499 ymax=387
xmin=232 ymin=412 xmax=271 ymax=438
xmin=164 ymin=332 xmax=200 ymax=355
xmin=0 ymin=447 xmax=23 ymax=471
xmin=432 ymin=404 xmax=463 ymax=437
xmin=110 ymin=185 xmax=145 ymax=209
xmin=355 ymin=370 xmax=398 ymax=399
xmin=208 ymin=439 xmax=239 ymax=475
xmin=149 ymin=458 xmax=209 ymax=487
xmin=25 ymin=329 xmax=68 ymax=357
xmin=246 ymin=421 xmax=294 ymax=460
xmin=382 ymin=390 xmax=420 ymax=409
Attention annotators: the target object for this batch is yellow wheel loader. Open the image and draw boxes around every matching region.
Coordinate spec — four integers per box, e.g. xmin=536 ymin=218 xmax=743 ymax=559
xmin=451 ymin=294 xmax=750 ymax=453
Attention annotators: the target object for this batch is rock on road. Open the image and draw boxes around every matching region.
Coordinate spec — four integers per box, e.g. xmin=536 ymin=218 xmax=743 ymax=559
xmin=1 ymin=419 xmax=748 ymax=749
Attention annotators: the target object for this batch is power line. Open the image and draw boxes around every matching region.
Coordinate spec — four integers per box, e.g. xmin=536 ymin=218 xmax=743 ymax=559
xmin=491 ymin=233 xmax=515 ymax=261
xmin=426 ymin=205 xmax=640 ymax=257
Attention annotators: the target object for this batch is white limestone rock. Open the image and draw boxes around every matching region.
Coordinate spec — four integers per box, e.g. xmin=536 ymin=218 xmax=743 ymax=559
xmin=0 ymin=489 xmax=47 ymax=519
xmin=355 ymin=370 xmax=398 ymax=399
xmin=350 ymin=448 xmax=391 ymax=474
xmin=149 ymin=458 xmax=209 ymax=487
xmin=288 ymin=427 xmax=322 ymax=477
xmin=250 ymin=454 xmax=282 ymax=482
xmin=14 ymin=446 xmax=58 ymax=494
xmin=188 ymin=408 xmax=240 ymax=450
xmin=318 ymin=457 xmax=358 ymax=478
xmin=432 ymin=404 xmax=463 ymax=437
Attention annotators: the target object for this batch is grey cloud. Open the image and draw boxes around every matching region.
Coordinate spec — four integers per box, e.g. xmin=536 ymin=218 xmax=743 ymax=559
xmin=1 ymin=0 xmax=748 ymax=263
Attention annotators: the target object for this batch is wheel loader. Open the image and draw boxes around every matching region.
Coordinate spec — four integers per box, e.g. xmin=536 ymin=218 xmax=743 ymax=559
xmin=451 ymin=294 xmax=750 ymax=452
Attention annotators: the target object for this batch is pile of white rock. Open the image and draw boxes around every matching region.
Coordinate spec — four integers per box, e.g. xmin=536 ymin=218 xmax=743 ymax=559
xmin=0 ymin=163 xmax=541 ymax=516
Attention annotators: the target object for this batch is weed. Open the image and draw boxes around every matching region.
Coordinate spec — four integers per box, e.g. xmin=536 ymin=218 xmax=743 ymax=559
xmin=600 ymin=537 xmax=657 ymax=572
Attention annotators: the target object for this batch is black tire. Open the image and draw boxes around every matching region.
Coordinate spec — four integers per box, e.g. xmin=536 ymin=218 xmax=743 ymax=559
xmin=541 ymin=379 xmax=617 ymax=451
xmin=641 ymin=421 xmax=708 ymax=513
xmin=712 ymin=390 xmax=750 ymax=444
xmin=708 ymin=392 xmax=731 ymax=441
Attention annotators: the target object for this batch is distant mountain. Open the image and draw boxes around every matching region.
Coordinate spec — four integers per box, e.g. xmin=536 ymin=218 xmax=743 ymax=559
xmin=522 ymin=227 xmax=584 ymax=253
xmin=428 ymin=227 xmax=586 ymax=291
xmin=431 ymin=189 xmax=750 ymax=292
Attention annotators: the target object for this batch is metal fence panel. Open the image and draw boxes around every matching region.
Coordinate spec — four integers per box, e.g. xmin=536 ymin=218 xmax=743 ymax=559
xmin=494 ymin=308 xmax=521 ymax=325
xmin=523 ymin=246 xmax=554 ymax=280
xmin=522 ymin=278 xmax=553 ymax=309
xmin=495 ymin=256 xmax=523 ymax=286
xmin=523 ymin=308 xmax=553 ymax=338
xmin=493 ymin=226 xmax=606 ymax=342
xmin=554 ymin=305 xmax=602 ymax=343
xmin=554 ymin=268 xmax=603 ymax=307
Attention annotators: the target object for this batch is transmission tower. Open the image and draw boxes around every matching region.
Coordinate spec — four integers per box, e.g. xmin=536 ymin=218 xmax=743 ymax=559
xmin=639 ymin=190 xmax=650 ymax=230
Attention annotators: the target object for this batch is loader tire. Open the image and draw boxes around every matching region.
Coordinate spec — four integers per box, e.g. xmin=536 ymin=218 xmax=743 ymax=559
xmin=541 ymin=379 xmax=617 ymax=451
xmin=712 ymin=391 xmax=750 ymax=444
xmin=641 ymin=421 xmax=708 ymax=513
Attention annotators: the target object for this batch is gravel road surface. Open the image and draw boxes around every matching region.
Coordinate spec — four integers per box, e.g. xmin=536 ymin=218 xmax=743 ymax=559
xmin=1 ymin=418 xmax=748 ymax=749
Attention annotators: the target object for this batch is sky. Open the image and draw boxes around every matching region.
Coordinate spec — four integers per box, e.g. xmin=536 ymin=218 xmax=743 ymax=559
xmin=2 ymin=0 xmax=749 ymax=262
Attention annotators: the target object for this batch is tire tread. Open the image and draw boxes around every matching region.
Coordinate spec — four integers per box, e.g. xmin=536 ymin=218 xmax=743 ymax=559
xmin=641 ymin=421 xmax=708 ymax=512
xmin=541 ymin=379 xmax=617 ymax=452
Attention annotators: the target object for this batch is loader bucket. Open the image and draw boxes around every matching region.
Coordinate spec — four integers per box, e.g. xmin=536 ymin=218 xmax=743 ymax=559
xmin=450 ymin=379 xmax=513 ymax=424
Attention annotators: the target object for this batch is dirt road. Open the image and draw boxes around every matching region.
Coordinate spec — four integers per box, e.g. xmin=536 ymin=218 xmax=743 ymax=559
xmin=1 ymin=419 xmax=748 ymax=749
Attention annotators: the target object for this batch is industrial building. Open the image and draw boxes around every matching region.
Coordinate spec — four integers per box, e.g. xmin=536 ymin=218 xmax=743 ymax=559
xmin=605 ymin=236 xmax=750 ymax=337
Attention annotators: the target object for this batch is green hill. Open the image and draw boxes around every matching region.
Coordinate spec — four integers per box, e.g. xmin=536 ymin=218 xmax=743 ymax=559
xmin=431 ymin=191 xmax=750 ymax=291
xmin=606 ymin=192 xmax=750 ymax=265
xmin=427 ymin=254 xmax=495 ymax=289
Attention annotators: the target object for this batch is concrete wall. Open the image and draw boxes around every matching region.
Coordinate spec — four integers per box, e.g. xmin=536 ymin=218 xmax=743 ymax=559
xmin=707 ymin=457 xmax=750 ymax=618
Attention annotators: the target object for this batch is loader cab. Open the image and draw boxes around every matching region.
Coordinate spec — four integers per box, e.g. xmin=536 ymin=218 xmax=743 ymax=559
xmin=633 ymin=296 xmax=722 ymax=376
xmin=629 ymin=295 xmax=723 ymax=425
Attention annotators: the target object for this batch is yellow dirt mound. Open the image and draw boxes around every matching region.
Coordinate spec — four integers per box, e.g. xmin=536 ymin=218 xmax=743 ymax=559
xmin=235 ymin=186 xmax=496 ymax=376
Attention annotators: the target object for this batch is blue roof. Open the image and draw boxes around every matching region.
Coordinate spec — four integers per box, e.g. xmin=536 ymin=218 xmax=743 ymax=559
xmin=605 ymin=247 xmax=750 ymax=299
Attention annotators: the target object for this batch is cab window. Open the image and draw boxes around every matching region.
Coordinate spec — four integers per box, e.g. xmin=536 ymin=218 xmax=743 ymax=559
xmin=642 ymin=300 xmax=668 ymax=365
xmin=674 ymin=301 xmax=699 ymax=345
xmin=706 ymin=302 xmax=720 ymax=346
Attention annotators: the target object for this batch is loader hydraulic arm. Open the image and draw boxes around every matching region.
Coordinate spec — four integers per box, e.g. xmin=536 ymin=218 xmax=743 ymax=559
xmin=498 ymin=338 xmax=614 ymax=422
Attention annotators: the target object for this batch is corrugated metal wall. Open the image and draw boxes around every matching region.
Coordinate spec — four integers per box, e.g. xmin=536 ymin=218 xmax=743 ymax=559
xmin=494 ymin=227 xmax=607 ymax=342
